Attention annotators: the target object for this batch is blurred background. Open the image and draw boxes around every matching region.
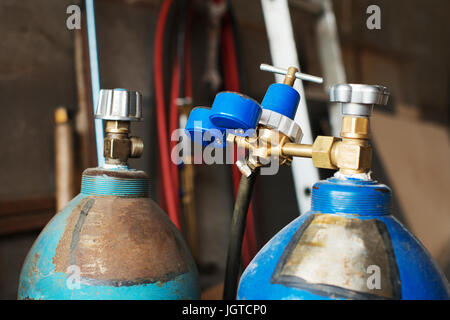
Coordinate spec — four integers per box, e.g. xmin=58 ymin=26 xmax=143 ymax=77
xmin=0 ymin=0 xmax=449 ymax=299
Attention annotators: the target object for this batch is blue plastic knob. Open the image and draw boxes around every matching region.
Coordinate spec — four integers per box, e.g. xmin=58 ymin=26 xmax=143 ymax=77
xmin=185 ymin=107 xmax=226 ymax=147
xmin=261 ymin=83 xmax=300 ymax=120
xmin=209 ymin=92 xmax=262 ymax=131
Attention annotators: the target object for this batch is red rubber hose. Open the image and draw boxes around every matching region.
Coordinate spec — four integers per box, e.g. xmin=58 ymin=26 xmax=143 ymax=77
xmin=184 ymin=13 xmax=193 ymax=98
xmin=169 ymin=60 xmax=181 ymax=216
xmin=154 ymin=0 xmax=181 ymax=229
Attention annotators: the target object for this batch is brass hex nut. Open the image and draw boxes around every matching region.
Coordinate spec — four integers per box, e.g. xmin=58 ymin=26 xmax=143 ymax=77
xmin=104 ymin=137 xmax=131 ymax=162
xmin=105 ymin=120 xmax=130 ymax=133
xmin=334 ymin=142 xmax=372 ymax=172
xmin=340 ymin=116 xmax=370 ymax=139
xmin=312 ymin=136 xmax=339 ymax=169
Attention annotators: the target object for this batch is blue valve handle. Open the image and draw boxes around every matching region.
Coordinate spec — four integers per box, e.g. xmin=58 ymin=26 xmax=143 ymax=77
xmin=185 ymin=85 xmax=301 ymax=148
xmin=185 ymin=107 xmax=226 ymax=147
xmin=261 ymin=83 xmax=300 ymax=120
xmin=209 ymin=92 xmax=262 ymax=131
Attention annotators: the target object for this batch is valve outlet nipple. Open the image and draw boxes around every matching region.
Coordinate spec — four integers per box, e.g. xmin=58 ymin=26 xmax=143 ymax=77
xmin=129 ymin=136 xmax=144 ymax=158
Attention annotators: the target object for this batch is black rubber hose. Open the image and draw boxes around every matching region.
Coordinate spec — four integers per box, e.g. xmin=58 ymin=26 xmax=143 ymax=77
xmin=223 ymin=169 xmax=259 ymax=300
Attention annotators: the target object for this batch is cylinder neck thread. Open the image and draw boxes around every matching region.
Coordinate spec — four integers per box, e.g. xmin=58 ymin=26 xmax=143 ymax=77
xmin=311 ymin=177 xmax=391 ymax=216
xmin=81 ymin=168 xmax=149 ymax=197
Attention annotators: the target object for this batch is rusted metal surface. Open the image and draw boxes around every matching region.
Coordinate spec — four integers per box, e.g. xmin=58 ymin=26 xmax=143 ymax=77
xmin=82 ymin=168 xmax=148 ymax=180
xmin=53 ymin=196 xmax=189 ymax=284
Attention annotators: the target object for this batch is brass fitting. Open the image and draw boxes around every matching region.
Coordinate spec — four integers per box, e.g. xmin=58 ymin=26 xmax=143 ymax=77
xmin=281 ymin=143 xmax=312 ymax=158
xmin=283 ymin=67 xmax=299 ymax=87
xmin=272 ymin=116 xmax=373 ymax=174
xmin=220 ymin=69 xmax=386 ymax=175
xmin=104 ymin=120 xmax=144 ymax=165
xmin=331 ymin=116 xmax=372 ymax=174
xmin=223 ymin=78 xmax=384 ymax=175
xmin=312 ymin=136 xmax=339 ymax=170
xmin=227 ymin=126 xmax=292 ymax=172
xmin=227 ymin=116 xmax=373 ymax=175
xmin=330 ymin=141 xmax=371 ymax=174
xmin=340 ymin=116 xmax=370 ymax=139
xmin=307 ymin=116 xmax=372 ymax=173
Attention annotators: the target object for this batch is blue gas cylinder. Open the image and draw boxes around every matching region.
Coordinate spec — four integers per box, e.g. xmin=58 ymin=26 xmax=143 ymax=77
xmin=18 ymin=167 xmax=200 ymax=300
xmin=238 ymin=176 xmax=450 ymax=300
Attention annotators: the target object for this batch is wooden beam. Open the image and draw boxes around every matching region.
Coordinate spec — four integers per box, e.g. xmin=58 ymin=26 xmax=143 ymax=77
xmin=0 ymin=197 xmax=55 ymax=235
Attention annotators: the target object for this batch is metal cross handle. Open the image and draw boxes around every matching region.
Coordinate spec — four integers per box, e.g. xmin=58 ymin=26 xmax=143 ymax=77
xmin=260 ymin=63 xmax=323 ymax=84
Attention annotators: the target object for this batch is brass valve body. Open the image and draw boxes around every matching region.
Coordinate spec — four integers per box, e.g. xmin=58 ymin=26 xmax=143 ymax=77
xmin=281 ymin=116 xmax=372 ymax=174
xmin=228 ymin=115 xmax=373 ymax=175
xmin=104 ymin=120 xmax=144 ymax=165
xmin=227 ymin=126 xmax=293 ymax=171
xmin=223 ymin=71 xmax=385 ymax=176
xmin=225 ymin=73 xmax=378 ymax=175
xmin=340 ymin=116 xmax=370 ymax=139
xmin=333 ymin=116 xmax=372 ymax=173
xmin=311 ymin=136 xmax=339 ymax=170
xmin=330 ymin=139 xmax=372 ymax=174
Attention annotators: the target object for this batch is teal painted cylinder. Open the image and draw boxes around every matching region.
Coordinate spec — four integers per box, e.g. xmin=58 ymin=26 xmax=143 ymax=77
xmin=18 ymin=167 xmax=200 ymax=300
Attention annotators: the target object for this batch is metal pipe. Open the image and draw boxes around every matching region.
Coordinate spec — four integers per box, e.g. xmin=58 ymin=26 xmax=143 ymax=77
xmin=223 ymin=169 xmax=259 ymax=300
xmin=86 ymin=0 xmax=105 ymax=167
xmin=282 ymin=143 xmax=313 ymax=158
xmin=260 ymin=63 xmax=323 ymax=84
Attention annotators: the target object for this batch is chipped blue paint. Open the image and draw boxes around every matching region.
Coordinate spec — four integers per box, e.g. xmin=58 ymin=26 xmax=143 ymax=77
xmin=238 ymin=177 xmax=450 ymax=300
